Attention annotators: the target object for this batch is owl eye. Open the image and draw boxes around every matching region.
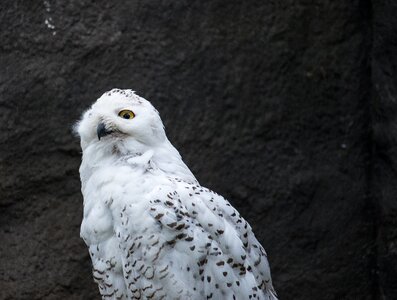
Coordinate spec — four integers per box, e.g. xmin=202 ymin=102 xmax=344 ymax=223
xmin=118 ymin=110 xmax=135 ymax=120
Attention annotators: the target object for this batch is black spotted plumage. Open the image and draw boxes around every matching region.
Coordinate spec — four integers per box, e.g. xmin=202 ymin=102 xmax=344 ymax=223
xmin=77 ymin=89 xmax=277 ymax=299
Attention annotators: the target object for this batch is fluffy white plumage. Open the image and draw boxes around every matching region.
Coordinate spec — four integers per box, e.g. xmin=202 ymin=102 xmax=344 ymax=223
xmin=76 ymin=89 xmax=277 ymax=300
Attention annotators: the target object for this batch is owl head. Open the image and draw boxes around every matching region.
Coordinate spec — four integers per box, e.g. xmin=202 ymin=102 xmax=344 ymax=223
xmin=76 ymin=89 xmax=166 ymax=151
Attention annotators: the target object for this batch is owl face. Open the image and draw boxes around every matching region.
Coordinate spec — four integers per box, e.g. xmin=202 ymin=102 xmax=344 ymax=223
xmin=76 ymin=89 xmax=166 ymax=149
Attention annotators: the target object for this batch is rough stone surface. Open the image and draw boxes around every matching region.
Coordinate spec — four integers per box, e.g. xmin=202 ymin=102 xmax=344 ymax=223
xmin=0 ymin=0 xmax=393 ymax=299
xmin=372 ymin=1 xmax=397 ymax=298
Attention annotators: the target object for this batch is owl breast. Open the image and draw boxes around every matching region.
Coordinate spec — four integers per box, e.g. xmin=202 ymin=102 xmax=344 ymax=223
xmin=80 ymin=162 xmax=159 ymax=246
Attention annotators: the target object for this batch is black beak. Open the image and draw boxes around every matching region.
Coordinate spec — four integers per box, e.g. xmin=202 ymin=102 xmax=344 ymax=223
xmin=97 ymin=123 xmax=113 ymax=140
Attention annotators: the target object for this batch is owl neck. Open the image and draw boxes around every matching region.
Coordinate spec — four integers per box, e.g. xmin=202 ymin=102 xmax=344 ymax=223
xmin=79 ymin=137 xmax=196 ymax=187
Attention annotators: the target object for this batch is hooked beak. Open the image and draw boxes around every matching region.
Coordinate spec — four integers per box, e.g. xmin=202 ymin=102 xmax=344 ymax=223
xmin=97 ymin=122 xmax=113 ymax=140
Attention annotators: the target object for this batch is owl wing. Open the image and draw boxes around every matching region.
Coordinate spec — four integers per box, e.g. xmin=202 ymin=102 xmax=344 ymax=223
xmin=139 ymin=178 xmax=277 ymax=300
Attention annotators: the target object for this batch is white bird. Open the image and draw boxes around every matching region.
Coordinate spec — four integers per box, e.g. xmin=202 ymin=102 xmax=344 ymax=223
xmin=76 ymin=89 xmax=277 ymax=300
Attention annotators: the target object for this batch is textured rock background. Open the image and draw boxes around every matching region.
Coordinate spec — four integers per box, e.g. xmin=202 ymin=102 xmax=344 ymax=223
xmin=0 ymin=0 xmax=395 ymax=299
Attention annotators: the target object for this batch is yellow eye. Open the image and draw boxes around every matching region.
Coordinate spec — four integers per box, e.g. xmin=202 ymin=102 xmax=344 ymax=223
xmin=118 ymin=110 xmax=135 ymax=120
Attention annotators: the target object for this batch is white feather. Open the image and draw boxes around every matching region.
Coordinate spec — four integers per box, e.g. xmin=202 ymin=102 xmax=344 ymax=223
xmin=77 ymin=89 xmax=277 ymax=300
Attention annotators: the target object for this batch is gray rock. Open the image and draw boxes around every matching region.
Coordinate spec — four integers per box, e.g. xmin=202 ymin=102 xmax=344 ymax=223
xmin=0 ymin=0 xmax=394 ymax=299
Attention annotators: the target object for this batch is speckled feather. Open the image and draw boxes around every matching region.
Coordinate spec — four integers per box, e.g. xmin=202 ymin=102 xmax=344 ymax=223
xmin=77 ymin=89 xmax=277 ymax=300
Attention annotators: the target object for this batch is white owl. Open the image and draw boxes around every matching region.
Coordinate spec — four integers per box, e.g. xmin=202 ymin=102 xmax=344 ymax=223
xmin=76 ymin=89 xmax=277 ymax=300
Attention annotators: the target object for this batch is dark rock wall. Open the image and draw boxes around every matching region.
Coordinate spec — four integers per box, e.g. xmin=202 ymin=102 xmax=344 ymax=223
xmin=373 ymin=1 xmax=397 ymax=298
xmin=0 ymin=0 xmax=394 ymax=299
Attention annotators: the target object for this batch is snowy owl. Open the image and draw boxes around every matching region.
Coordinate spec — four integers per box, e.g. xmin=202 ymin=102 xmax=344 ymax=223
xmin=76 ymin=89 xmax=277 ymax=300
